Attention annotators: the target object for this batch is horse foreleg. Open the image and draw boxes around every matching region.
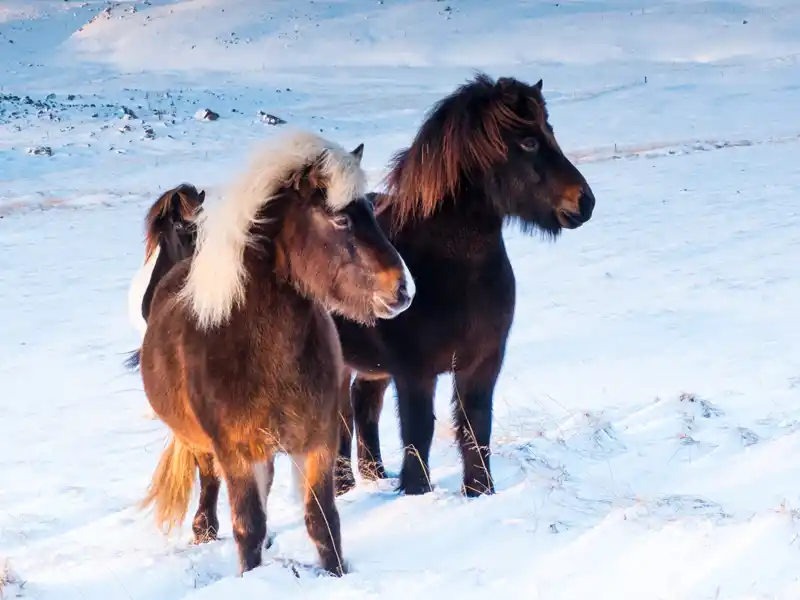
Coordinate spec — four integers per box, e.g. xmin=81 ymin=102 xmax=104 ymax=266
xmin=396 ymin=376 xmax=436 ymax=495
xmin=191 ymin=453 xmax=220 ymax=544
xmin=253 ymin=457 xmax=275 ymax=549
xmin=217 ymin=455 xmax=267 ymax=575
xmin=352 ymin=375 xmax=390 ymax=481
xmin=452 ymin=349 xmax=503 ymax=497
xmin=301 ymin=446 xmax=345 ymax=576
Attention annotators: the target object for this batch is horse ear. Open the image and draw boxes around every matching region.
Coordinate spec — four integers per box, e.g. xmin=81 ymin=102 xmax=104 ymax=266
xmin=534 ymin=79 xmax=543 ymax=92
xmin=350 ymin=143 xmax=364 ymax=163
xmin=198 ymin=190 xmax=206 ymax=204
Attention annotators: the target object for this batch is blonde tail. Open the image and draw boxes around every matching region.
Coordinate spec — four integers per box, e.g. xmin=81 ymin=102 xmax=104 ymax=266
xmin=140 ymin=437 xmax=196 ymax=534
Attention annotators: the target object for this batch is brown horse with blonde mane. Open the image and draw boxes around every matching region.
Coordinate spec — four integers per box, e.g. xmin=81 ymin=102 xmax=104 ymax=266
xmin=333 ymin=72 xmax=597 ymax=497
xmin=137 ymin=130 xmax=415 ymax=576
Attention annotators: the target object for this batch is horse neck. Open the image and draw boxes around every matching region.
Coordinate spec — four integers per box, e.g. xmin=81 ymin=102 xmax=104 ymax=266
xmin=388 ymin=189 xmax=506 ymax=261
xmin=242 ymin=249 xmax=318 ymax=320
xmin=159 ymin=228 xmax=191 ymax=262
xmin=142 ymin=238 xmax=184 ymax=321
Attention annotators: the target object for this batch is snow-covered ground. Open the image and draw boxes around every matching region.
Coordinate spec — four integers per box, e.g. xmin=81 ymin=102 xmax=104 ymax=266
xmin=2 ymin=1 xmax=800 ymax=598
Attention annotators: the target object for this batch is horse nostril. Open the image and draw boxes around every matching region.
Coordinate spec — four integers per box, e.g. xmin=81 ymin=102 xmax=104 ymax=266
xmin=398 ymin=260 xmax=416 ymax=304
xmin=396 ymin=279 xmax=410 ymax=303
xmin=578 ymin=190 xmax=595 ymax=220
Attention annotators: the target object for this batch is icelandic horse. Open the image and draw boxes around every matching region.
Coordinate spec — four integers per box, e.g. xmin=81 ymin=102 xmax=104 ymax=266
xmin=137 ymin=131 xmax=415 ymax=575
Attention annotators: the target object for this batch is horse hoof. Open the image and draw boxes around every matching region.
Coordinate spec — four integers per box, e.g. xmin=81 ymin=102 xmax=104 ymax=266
xmin=358 ymin=461 xmax=387 ymax=481
xmin=192 ymin=518 xmax=219 ymax=545
xmin=192 ymin=531 xmax=218 ymax=545
xmin=264 ymin=531 xmax=276 ymax=550
xmin=397 ymin=475 xmax=433 ymax=496
xmin=463 ymin=483 xmax=495 ymax=498
xmin=462 ymin=473 xmax=495 ymax=497
xmin=334 ymin=465 xmax=356 ymax=497
xmin=323 ymin=559 xmax=349 ymax=577
xmin=334 ymin=475 xmax=356 ymax=497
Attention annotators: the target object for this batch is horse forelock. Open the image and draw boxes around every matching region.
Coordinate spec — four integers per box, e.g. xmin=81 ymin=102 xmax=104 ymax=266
xmin=174 ymin=184 xmax=203 ymax=221
xmin=384 ymin=72 xmax=546 ymax=230
xmin=178 ymin=130 xmax=367 ymax=330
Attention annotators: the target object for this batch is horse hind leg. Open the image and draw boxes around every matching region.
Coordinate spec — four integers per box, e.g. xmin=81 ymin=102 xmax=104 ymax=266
xmin=191 ymin=453 xmax=220 ymax=544
xmin=300 ymin=447 xmax=345 ymax=576
xmin=192 ymin=453 xmax=276 ymax=549
xmin=352 ymin=376 xmax=390 ymax=481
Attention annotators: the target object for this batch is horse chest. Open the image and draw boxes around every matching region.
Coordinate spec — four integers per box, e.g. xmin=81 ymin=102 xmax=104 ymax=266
xmin=336 ymin=226 xmax=515 ymax=377
xmin=372 ymin=251 xmax=515 ymax=376
xmin=425 ymin=268 xmax=513 ymax=346
xmin=297 ymin=310 xmax=343 ymax=394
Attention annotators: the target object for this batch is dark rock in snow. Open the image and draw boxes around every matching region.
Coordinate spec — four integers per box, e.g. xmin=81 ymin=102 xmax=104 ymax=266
xmin=27 ymin=145 xmax=53 ymax=156
xmin=258 ymin=111 xmax=286 ymax=125
xmin=195 ymin=108 xmax=220 ymax=121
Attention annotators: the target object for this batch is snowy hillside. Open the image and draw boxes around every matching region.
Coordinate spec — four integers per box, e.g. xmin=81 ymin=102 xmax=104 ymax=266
xmin=1 ymin=1 xmax=800 ymax=599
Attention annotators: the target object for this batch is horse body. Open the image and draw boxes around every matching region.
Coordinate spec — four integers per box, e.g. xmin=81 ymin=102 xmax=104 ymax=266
xmin=142 ymin=258 xmax=346 ymax=570
xmin=335 ymin=194 xmax=517 ymax=496
xmin=144 ymin=260 xmax=344 ymax=458
xmin=335 ymin=73 xmax=596 ymax=497
xmin=138 ymin=132 xmax=414 ymax=576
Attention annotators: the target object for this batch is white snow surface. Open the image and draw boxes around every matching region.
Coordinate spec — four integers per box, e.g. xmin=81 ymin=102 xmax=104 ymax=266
xmin=2 ymin=1 xmax=800 ymax=598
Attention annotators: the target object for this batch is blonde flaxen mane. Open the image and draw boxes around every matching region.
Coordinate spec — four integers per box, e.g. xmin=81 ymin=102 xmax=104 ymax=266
xmin=179 ymin=130 xmax=367 ymax=330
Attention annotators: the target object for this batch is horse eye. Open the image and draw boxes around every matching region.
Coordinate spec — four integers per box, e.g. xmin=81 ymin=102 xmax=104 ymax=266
xmin=520 ymin=137 xmax=539 ymax=152
xmin=331 ymin=214 xmax=352 ymax=231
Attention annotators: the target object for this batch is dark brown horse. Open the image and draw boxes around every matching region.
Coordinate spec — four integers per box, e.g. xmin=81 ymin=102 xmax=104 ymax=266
xmin=126 ymin=183 xmax=205 ymax=345
xmin=137 ymin=131 xmax=415 ymax=576
xmin=333 ymin=73 xmax=596 ymax=497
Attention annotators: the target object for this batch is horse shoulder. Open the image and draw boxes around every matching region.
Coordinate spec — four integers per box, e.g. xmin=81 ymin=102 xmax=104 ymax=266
xmin=281 ymin=304 xmax=344 ymax=406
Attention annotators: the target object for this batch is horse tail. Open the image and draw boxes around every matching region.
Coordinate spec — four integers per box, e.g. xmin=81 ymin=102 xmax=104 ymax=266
xmin=123 ymin=349 xmax=141 ymax=371
xmin=140 ymin=436 xmax=196 ymax=534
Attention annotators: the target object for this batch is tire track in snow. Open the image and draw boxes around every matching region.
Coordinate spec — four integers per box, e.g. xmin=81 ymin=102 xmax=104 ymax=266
xmin=555 ymin=79 xmax=649 ymax=105
xmin=568 ymin=132 xmax=800 ymax=166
